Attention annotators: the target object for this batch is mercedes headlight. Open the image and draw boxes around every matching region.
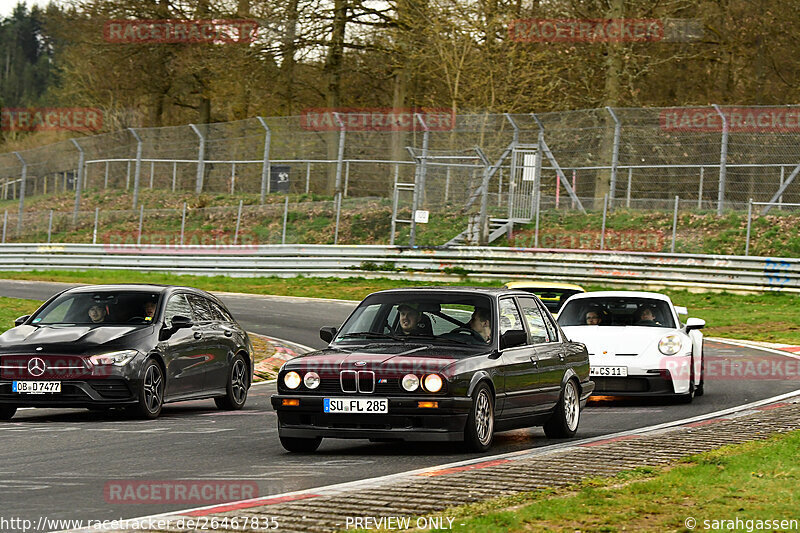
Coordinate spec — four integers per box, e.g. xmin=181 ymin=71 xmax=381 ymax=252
xmin=402 ymin=374 xmax=419 ymax=392
xmin=423 ymin=374 xmax=443 ymax=393
xmin=283 ymin=371 xmax=301 ymax=389
xmin=89 ymin=350 xmax=138 ymax=366
xmin=658 ymin=334 xmax=683 ymax=355
xmin=303 ymin=371 xmax=320 ymax=389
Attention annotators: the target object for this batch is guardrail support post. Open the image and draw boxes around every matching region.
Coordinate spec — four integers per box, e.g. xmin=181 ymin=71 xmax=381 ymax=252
xmin=712 ymin=104 xmax=728 ymax=215
xmin=257 ymin=117 xmax=271 ymax=204
xmin=13 ymin=152 xmax=26 ymax=236
xmin=745 ymin=198 xmax=753 ymax=256
xmin=71 ymin=138 xmax=85 ymax=224
xmin=671 ymin=195 xmax=679 ymax=253
xmin=606 ymin=107 xmax=621 ymax=209
xmin=332 ymin=113 xmax=346 ymax=245
xmin=189 ymin=124 xmax=206 ymax=195
xmin=128 ymin=128 xmax=143 ymax=209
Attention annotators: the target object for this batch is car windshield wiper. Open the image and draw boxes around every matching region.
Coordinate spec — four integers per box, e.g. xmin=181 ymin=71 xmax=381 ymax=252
xmin=339 ymin=332 xmax=406 ymax=341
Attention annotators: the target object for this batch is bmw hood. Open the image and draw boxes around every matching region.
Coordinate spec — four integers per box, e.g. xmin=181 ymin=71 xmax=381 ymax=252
xmin=561 ymin=326 xmax=687 ymax=356
xmin=0 ymin=324 xmax=152 ymax=353
xmin=285 ymin=347 xmax=462 ymax=375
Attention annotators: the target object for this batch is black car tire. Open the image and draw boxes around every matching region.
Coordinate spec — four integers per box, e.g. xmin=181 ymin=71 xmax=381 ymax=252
xmin=695 ymin=352 xmax=705 ymax=397
xmin=279 ymin=435 xmax=322 ymax=453
xmin=128 ymin=359 xmax=164 ymax=419
xmin=0 ymin=405 xmax=17 ymax=420
xmin=215 ymin=354 xmax=249 ymax=410
xmin=463 ymin=382 xmax=494 ymax=452
xmin=543 ymin=379 xmax=581 ymax=439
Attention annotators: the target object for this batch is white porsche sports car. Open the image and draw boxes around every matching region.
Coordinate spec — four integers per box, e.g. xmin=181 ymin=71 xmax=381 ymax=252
xmin=557 ymin=291 xmax=705 ymax=402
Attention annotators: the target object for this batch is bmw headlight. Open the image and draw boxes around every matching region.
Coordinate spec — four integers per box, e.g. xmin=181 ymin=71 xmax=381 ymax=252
xmin=89 ymin=350 xmax=138 ymax=366
xmin=658 ymin=334 xmax=683 ymax=355
xmin=284 ymin=371 xmax=301 ymax=389
xmin=303 ymin=371 xmax=320 ymax=389
xmin=402 ymin=374 xmax=419 ymax=392
xmin=423 ymin=374 xmax=443 ymax=393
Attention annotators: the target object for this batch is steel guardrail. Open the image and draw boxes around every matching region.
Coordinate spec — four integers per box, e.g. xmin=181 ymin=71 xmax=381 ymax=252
xmin=0 ymin=244 xmax=797 ymax=293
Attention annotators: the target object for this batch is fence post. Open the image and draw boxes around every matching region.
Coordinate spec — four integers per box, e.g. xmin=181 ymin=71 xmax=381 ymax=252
xmin=745 ymin=198 xmax=753 ymax=256
xmin=189 ymin=123 xmax=206 ymax=195
xmin=344 ymin=161 xmax=350 ymax=198
xmin=332 ymin=112 xmax=347 ymax=245
xmin=600 ymin=193 xmax=608 ymax=250
xmin=671 ymin=195 xmax=679 ymax=253
xmin=2 ymin=210 xmax=7 ymax=243
xmin=234 ymin=200 xmax=243 ymax=245
xmin=712 ymin=104 xmax=728 ymax=215
xmin=606 ymin=106 xmax=621 ymax=208
xmin=92 ymin=207 xmax=99 ymax=245
xmin=503 ymin=113 xmax=520 ymax=240
xmin=779 ymin=166 xmax=784 ymax=209
xmin=180 ymin=202 xmax=187 ymax=245
xmin=13 ymin=152 xmax=26 ymax=236
xmin=256 ymin=117 xmax=271 ymax=204
xmin=410 ymin=113 xmax=430 ymax=247
xmin=697 ymin=167 xmax=704 ymax=210
xmin=172 ymin=161 xmax=177 ymax=192
xmin=137 ymin=204 xmax=144 ymax=245
xmin=104 ymin=161 xmax=109 ymax=189
xmin=129 ymin=128 xmax=143 ymax=208
xmin=149 ymin=161 xmax=155 ymax=189
xmin=475 ymin=147 xmax=492 ymax=246
xmin=230 ymin=163 xmax=236 ymax=194
xmin=47 ymin=209 xmax=54 ymax=243
xmin=282 ymin=196 xmax=289 ymax=245
xmin=71 ymin=138 xmax=85 ymax=224
xmin=305 ymin=161 xmax=311 ymax=194
xmin=126 ymin=161 xmax=131 ymax=190
xmin=625 ymin=168 xmax=632 ymax=208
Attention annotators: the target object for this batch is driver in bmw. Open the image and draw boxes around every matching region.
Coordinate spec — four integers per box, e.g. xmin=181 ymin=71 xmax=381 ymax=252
xmin=397 ymin=303 xmax=423 ymax=334
xmin=467 ymin=307 xmax=492 ymax=343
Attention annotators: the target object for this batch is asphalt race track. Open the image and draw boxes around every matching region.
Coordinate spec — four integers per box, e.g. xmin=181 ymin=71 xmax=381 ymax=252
xmin=1 ymin=280 xmax=799 ymax=528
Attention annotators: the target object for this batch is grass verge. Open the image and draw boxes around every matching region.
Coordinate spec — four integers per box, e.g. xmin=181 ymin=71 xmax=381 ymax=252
xmin=425 ymin=430 xmax=800 ymax=533
xmin=1 ymin=271 xmax=799 ymax=344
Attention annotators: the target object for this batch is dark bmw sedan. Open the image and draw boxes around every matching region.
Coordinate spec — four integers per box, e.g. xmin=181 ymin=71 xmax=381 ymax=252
xmin=0 ymin=285 xmax=253 ymax=420
xmin=272 ymin=288 xmax=594 ymax=452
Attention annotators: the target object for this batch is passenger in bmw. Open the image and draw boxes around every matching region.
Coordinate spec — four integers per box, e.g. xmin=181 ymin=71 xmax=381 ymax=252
xmin=467 ymin=307 xmax=492 ymax=342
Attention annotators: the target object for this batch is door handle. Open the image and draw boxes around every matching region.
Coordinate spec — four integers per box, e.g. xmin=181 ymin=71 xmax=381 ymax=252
xmin=194 ymin=331 xmax=203 ymax=339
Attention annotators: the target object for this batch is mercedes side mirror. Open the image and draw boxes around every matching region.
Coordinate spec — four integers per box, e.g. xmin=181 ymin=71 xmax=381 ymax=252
xmin=319 ymin=327 xmax=337 ymax=343
xmin=171 ymin=315 xmax=193 ymax=329
xmin=14 ymin=315 xmax=30 ymax=327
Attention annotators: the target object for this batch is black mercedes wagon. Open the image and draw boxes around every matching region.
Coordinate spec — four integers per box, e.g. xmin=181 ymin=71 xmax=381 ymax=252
xmin=0 ymin=284 xmax=253 ymax=420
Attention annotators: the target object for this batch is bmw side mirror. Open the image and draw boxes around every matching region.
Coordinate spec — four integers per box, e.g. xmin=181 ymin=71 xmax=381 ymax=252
xmin=685 ymin=318 xmax=705 ymax=331
xmin=14 ymin=315 xmax=30 ymax=327
xmin=319 ymin=326 xmax=337 ymax=343
xmin=171 ymin=315 xmax=193 ymax=329
xmin=500 ymin=330 xmax=527 ymax=350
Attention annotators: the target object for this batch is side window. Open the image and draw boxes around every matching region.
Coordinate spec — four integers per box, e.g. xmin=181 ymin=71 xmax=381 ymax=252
xmin=538 ymin=301 xmax=560 ymax=343
xmin=518 ymin=297 xmax=549 ymax=344
xmin=187 ymin=294 xmax=215 ymax=322
xmin=207 ymin=300 xmax=231 ymax=322
xmin=164 ymin=294 xmax=193 ymax=325
xmin=498 ymin=298 xmax=524 ymax=337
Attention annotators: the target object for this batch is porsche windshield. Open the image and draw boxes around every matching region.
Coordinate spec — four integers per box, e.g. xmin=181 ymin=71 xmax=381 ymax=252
xmin=335 ymin=293 xmax=494 ymax=347
xmin=31 ymin=291 xmax=162 ymax=326
xmin=558 ymin=297 xmax=675 ymax=328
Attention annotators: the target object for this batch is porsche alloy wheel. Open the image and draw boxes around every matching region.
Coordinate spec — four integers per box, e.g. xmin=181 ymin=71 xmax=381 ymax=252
xmin=464 ymin=383 xmax=494 ymax=452
xmin=544 ymin=379 xmax=580 ymax=438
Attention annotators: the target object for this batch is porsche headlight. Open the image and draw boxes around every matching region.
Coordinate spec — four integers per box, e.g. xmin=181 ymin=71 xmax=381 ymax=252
xmin=284 ymin=371 xmax=301 ymax=389
xmin=402 ymin=374 xmax=419 ymax=392
xmin=658 ymin=334 xmax=683 ymax=355
xmin=423 ymin=374 xmax=443 ymax=393
xmin=303 ymin=371 xmax=320 ymax=389
xmin=89 ymin=350 xmax=138 ymax=366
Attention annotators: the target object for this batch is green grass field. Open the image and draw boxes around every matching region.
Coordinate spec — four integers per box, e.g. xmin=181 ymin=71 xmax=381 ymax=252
xmin=432 ymin=430 xmax=800 ymax=533
xmin=1 ymin=271 xmax=799 ymax=344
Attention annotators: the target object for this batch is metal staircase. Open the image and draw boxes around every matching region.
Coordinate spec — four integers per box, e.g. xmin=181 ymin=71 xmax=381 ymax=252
xmin=445 ymin=218 xmax=515 ymax=246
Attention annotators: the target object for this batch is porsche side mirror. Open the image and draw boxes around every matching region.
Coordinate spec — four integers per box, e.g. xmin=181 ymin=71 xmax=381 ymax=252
xmin=320 ymin=326 xmax=337 ymax=343
xmin=14 ymin=315 xmax=30 ymax=327
xmin=500 ymin=330 xmax=527 ymax=350
xmin=685 ymin=318 xmax=705 ymax=331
